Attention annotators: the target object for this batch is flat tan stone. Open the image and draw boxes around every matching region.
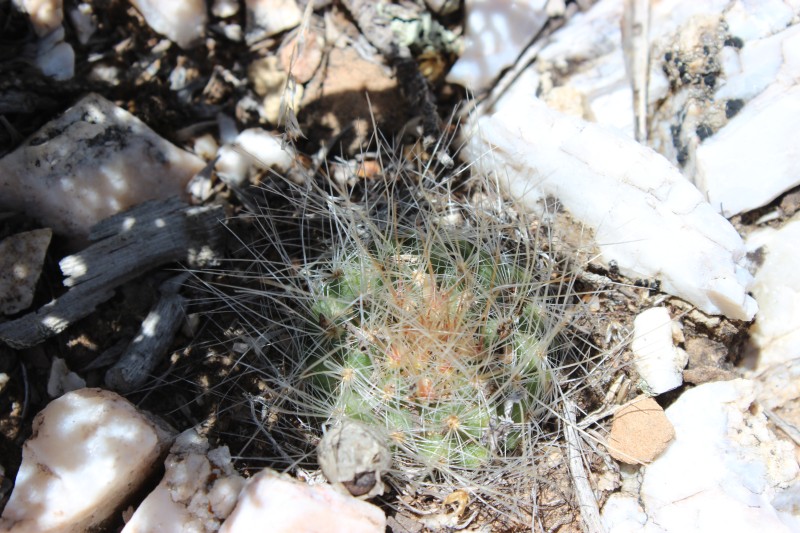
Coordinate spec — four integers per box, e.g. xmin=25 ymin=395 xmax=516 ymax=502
xmin=607 ymin=397 xmax=675 ymax=465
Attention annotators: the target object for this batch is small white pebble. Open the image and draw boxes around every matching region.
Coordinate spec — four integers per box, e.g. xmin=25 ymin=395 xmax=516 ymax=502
xmin=129 ymin=0 xmax=208 ymax=49
xmin=213 ymin=0 xmax=240 ymax=18
xmin=215 ymin=128 xmax=296 ymax=187
xmin=632 ymin=307 xmax=688 ymax=394
xmin=68 ymin=2 xmax=96 ymax=44
xmin=245 ymin=0 xmax=302 ymax=39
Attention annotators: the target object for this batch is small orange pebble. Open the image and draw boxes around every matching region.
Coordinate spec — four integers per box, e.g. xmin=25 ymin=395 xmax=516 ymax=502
xmin=356 ymin=159 xmax=382 ymax=179
xmin=607 ymin=396 xmax=675 ymax=464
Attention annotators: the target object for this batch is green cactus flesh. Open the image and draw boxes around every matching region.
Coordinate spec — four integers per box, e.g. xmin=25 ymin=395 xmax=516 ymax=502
xmin=303 ymin=232 xmax=555 ymax=474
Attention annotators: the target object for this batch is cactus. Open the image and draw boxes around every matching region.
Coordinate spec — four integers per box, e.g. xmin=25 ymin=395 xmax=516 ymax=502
xmin=202 ymin=134 xmax=595 ymax=521
xmin=304 ymin=225 xmax=559 ymax=473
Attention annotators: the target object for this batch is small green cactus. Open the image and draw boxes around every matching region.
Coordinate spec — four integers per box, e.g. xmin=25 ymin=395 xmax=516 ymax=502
xmin=303 ymin=229 xmax=558 ymax=474
xmin=208 ymin=138 xmax=592 ymax=520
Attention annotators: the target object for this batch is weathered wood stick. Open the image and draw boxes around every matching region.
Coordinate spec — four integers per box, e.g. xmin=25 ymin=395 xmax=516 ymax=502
xmin=0 ymin=198 xmax=223 ymax=349
xmin=105 ymin=274 xmax=188 ymax=393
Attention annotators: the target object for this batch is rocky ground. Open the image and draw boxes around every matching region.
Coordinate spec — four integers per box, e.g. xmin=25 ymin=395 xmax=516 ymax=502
xmin=1 ymin=1 xmax=799 ymax=532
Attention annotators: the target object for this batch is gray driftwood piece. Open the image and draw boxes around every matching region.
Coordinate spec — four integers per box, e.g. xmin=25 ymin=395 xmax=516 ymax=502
xmin=105 ymin=274 xmax=188 ymax=393
xmin=564 ymin=400 xmax=605 ymax=533
xmin=0 ymin=198 xmax=223 ymax=349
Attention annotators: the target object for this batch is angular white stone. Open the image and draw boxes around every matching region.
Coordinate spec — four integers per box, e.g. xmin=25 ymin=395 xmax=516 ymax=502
xmin=67 ymin=2 xmax=97 ymax=45
xmin=695 ymin=85 xmax=800 ymax=217
xmin=715 ymin=24 xmax=800 ymax=103
xmin=12 ymin=0 xmax=63 ymax=36
xmin=245 ymin=0 xmax=302 ymax=40
xmin=46 ymin=357 xmax=86 ymax=398
xmin=12 ymin=2 xmax=74 ymax=79
xmin=632 ymin=308 xmax=687 ymax=394
xmin=527 ymin=0 xmax=629 ymax=126
xmin=220 ymin=469 xmax=386 ymax=533
xmin=33 ymin=26 xmax=74 ymax=80
xmin=213 ymin=0 xmax=240 ymax=18
xmin=122 ymin=430 xmax=245 ymax=533
xmin=497 ymin=0 xmax=733 ymax=136
xmin=446 ymin=0 xmax=549 ymax=93
xmin=601 ymin=493 xmax=654 ymax=533
xmin=0 ymin=93 xmax=205 ymax=245
xmin=129 ymin=0 xmax=208 ymax=49
xmin=638 ymin=380 xmax=800 ymax=532
xmin=467 ymin=98 xmax=758 ymax=320
xmin=725 ymin=0 xmax=794 ymax=42
xmin=695 ymin=23 xmax=800 ymax=217
xmin=215 ymin=128 xmax=297 ymax=188
xmin=745 ymin=214 xmax=800 ymax=408
xmin=0 ymin=388 xmax=175 ymax=533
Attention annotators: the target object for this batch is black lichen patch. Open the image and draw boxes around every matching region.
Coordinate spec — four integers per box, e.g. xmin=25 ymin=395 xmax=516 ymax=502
xmin=671 ymin=123 xmax=683 ymax=148
xmin=634 ymin=278 xmax=662 ymax=293
xmin=725 ymin=99 xmax=745 ymax=119
xmin=724 ymin=36 xmax=744 ymax=49
xmin=696 ymin=124 xmax=713 ymax=141
xmin=676 ymin=146 xmax=689 ymax=166
xmin=85 ymin=125 xmax=132 ymax=149
xmin=746 ymin=246 xmax=766 ymax=270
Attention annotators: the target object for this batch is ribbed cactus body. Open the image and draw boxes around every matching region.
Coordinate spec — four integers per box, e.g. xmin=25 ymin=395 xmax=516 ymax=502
xmin=195 ymin=138 xmax=598 ymax=523
xmin=302 ymin=227 xmax=555 ymax=474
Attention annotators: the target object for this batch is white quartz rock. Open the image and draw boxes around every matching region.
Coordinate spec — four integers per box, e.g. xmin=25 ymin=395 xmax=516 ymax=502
xmin=518 ymin=0 xmax=630 ymax=127
xmin=245 ymin=0 xmax=302 ymax=40
xmin=12 ymin=0 xmax=63 ymax=36
xmin=446 ymin=0 xmax=549 ymax=93
xmin=632 ymin=308 xmax=687 ymax=394
xmin=12 ymin=1 xmax=74 ymax=79
xmin=467 ymin=98 xmax=757 ymax=320
xmin=636 ymin=379 xmax=800 ymax=532
xmin=0 ymin=93 xmax=205 ymax=246
xmin=715 ymin=23 xmax=800 ymax=103
xmin=695 ymin=23 xmax=800 ymax=217
xmin=213 ymin=0 xmax=240 ymax=18
xmin=34 ymin=27 xmax=75 ymax=80
xmin=129 ymin=0 xmax=207 ymax=49
xmin=215 ymin=128 xmax=297 ymax=188
xmin=0 ymin=388 xmax=175 ymax=533
xmin=122 ymin=430 xmax=245 ymax=533
xmin=501 ymin=0 xmax=733 ymax=135
xmin=724 ymin=0 xmax=794 ymax=42
xmin=67 ymin=2 xmax=97 ymax=44
xmin=695 ymin=85 xmax=800 ymax=217
xmin=495 ymin=0 xmax=797 ymax=178
xmin=46 ymin=357 xmax=86 ymax=398
xmin=601 ymin=493 xmax=654 ymax=533
xmin=220 ymin=469 xmax=386 ymax=533
xmin=745 ymin=214 xmax=800 ymax=409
